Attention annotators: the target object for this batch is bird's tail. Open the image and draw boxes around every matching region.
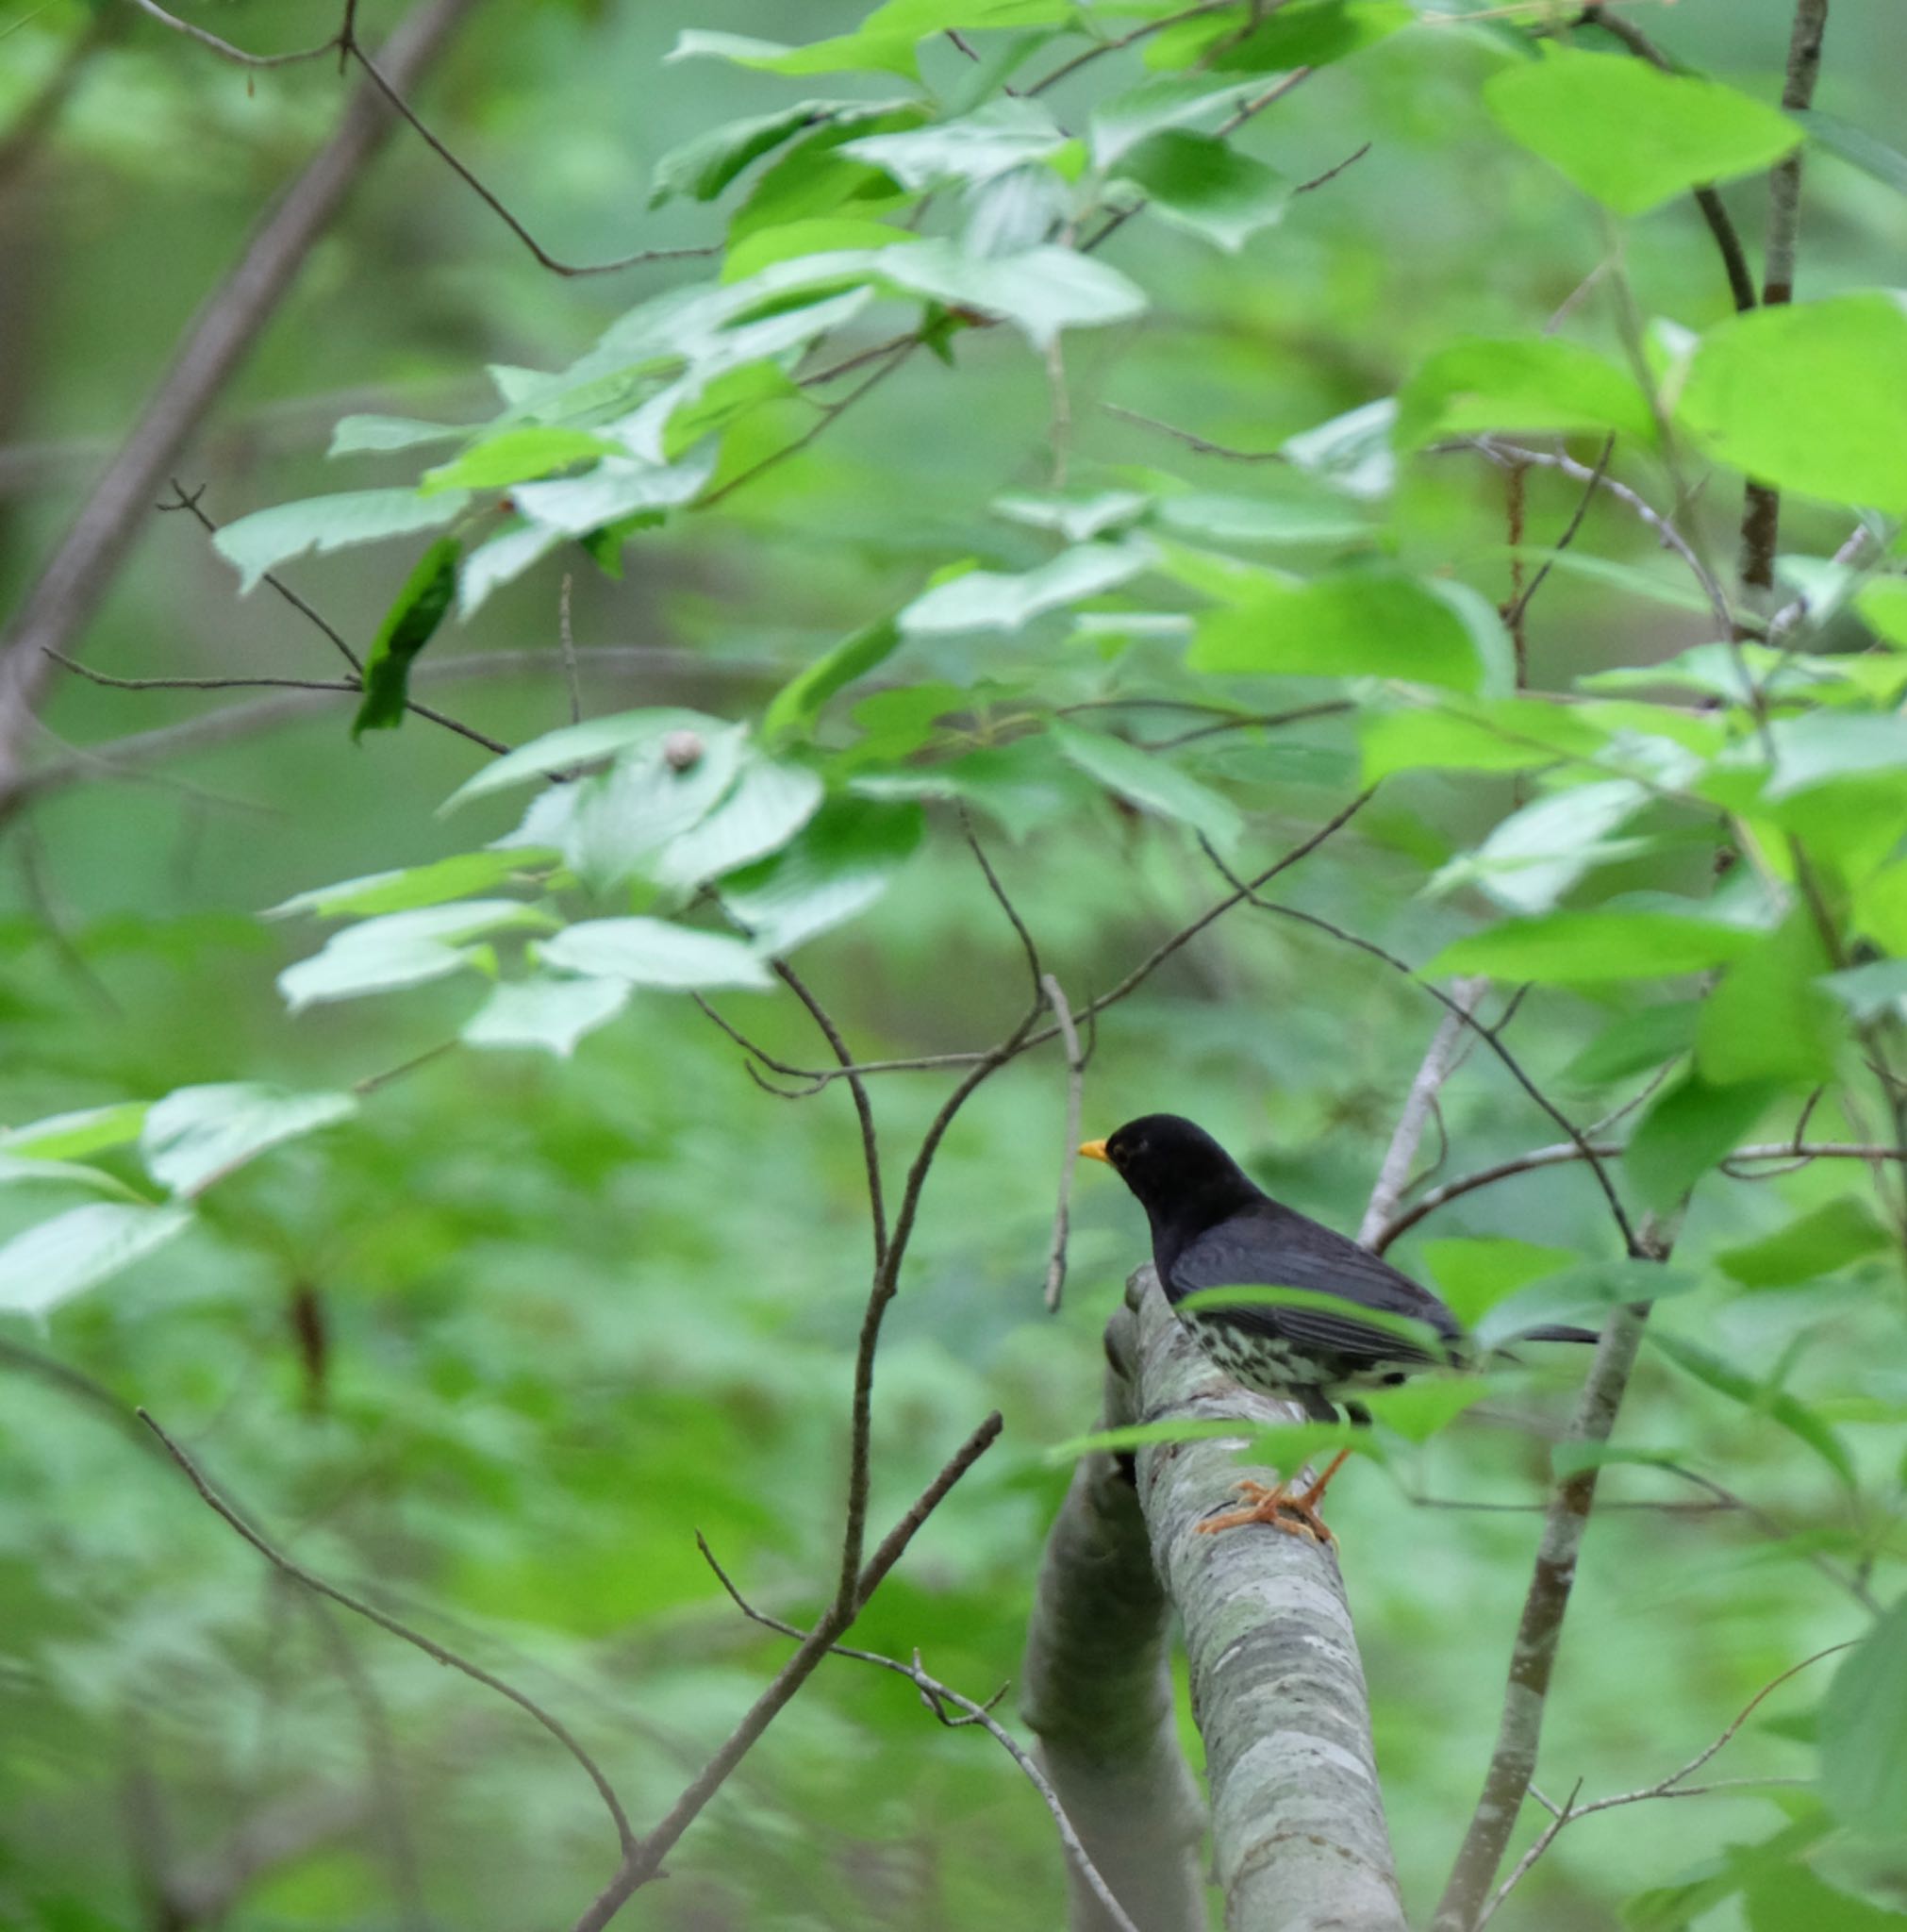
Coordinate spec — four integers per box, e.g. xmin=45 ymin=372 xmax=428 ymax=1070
xmin=1517 ymin=1323 xmax=1600 ymax=1343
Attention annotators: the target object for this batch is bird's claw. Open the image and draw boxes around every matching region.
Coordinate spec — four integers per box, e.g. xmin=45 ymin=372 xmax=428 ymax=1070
xmin=1196 ymin=1477 xmax=1336 ymax=1546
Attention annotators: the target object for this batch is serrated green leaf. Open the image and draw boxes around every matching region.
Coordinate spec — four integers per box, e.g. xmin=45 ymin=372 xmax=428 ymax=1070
xmin=1114 ymin=130 xmax=1287 ymax=251
xmin=353 ymin=538 xmax=460 ymax=740
xmin=538 ymin=918 xmax=772 ymax=991
xmin=212 ymin=489 xmax=469 ymax=593
xmin=462 ymin=974 xmax=631 ymax=1058
xmin=1395 ymin=334 xmax=1654 ymax=448
xmin=141 ymin=1083 xmax=357 ymax=1197
xmin=1485 ymin=46 xmax=1800 ymax=216
xmin=841 ymin=96 xmax=1068 ymax=190
xmin=0 ymin=1202 xmax=195 ymax=1319
xmin=512 ymin=446 xmax=716 ymax=535
xmin=1681 ymin=294 xmax=1907 ymax=518
xmin=653 ymin=757 xmax=825 ymax=889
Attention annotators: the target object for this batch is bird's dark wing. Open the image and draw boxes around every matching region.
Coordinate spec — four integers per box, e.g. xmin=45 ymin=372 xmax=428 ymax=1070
xmin=1165 ymin=1203 xmax=1463 ymax=1368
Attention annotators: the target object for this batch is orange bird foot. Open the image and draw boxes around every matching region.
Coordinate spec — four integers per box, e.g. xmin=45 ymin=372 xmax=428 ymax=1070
xmin=1195 ymin=1450 xmax=1351 ymax=1546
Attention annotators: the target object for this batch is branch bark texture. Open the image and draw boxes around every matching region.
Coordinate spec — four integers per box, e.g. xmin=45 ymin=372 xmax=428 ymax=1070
xmin=0 ymin=0 xmax=480 ymax=805
xmin=1027 ymin=1268 xmax=1407 ymax=1932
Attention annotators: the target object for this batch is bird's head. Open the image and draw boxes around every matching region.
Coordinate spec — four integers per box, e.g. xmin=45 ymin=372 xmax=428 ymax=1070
xmin=1078 ymin=1113 xmax=1262 ymax=1233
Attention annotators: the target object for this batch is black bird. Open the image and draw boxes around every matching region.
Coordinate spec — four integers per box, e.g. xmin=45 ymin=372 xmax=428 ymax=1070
xmin=1080 ymin=1112 xmax=1594 ymax=1542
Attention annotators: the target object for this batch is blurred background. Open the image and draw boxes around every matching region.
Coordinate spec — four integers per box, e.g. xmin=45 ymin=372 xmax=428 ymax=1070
xmin=2 ymin=3 xmax=1904 ymax=1927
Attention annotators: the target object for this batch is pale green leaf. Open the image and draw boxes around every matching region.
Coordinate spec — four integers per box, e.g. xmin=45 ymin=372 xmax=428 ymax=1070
xmin=653 ymin=758 xmax=825 ymax=889
xmin=462 ymin=974 xmax=631 ymax=1058
xmin=441 ymin=708 xmax=729 ymax=808
xmin=0 ymin=1202 xmax=195 ymax=1319
xmin=539 ymin=918 xmax=771 ymax=991
xmin=267 ymin=852 xmax=541 ymax=922
xmin=901 ymin=542 xmax=1152 ymax=634
xmin=0 ymin=1102 xmax=152 ymax=1161
xmin=141 ymin=1083 xmax=357 ymax=1197
xmin=1395 ymin=334 xmax=1654 ymax=447
xmin=1485 ymin=46 xmax=1800 ymax=216
xmin=721 ymin=800 xmax=923 ymax=957
xmin=211 ymin=490 xmax=469 ymax=593
xmin=327 ymin=414 xmax=464 ymax=457
xmin=1717 ymin=1197 xmax=1893 ymax=1289
xmin=1428 ymin=908 xmax=1763 ymax=983
xmin=841 ymin=96 xmax=1068 ymax=190
xmin=279 ymin=902 xmax=551 ymax=1010
xmin=1050 ymin=722 xmax=1242 ymax=848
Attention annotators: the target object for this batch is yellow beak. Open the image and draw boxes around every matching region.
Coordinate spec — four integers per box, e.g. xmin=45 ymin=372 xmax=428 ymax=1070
xmin=1078 ymin=1139 xmax=1111 ymax=1164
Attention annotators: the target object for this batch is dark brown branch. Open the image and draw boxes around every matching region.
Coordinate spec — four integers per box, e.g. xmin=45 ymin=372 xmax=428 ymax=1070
xmin=136 ymin=1409 xmax=640 ymax=1866
xmin=1738 ymin=0 xmax=1829 ymax=591
xmin=0 ymin=0 xmax=481 ymax=808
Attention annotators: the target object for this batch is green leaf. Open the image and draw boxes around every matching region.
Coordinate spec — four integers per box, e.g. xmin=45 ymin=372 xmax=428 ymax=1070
xmin=1680 ymin=294 xmax=1907 ymax=517
xmin=1745 ymin=1860 xmax=1907 ymax=1932
xmin=1358 ymin=1379 xmax=1492 ymax=1442
xmin=279 ymin=902 xmax=551 ymax=1010
xmin=0 ymin=1154 xmax=144 ymax=1202
xmin=1283 ymin=396 xmax=1397 ymax=500
xmin=763 ymin=614 xmax=904 ymax=744
xmin=538 ymin=918 xmax=773 ymax=991
xmin=503 ymin=726 xmax=750 ymax=894
xmin=1421 ymin=1239 xmax=1579 ymax=1327
xmin=0 ymin=1202 xmax=195 ymax=1319
xmin=901 ymin=542 xmax=1152 ymax=634
xmin=421 ymin=427 xmax=622 ymax=495
xmin=457 ymin=522 xmax=564 ymax=620
xmin=652 ymin=757 xmax=825 ymax=889
xmin=461 ymin=974 xmax=631 ymax=1058
xmin=1360 ymin=698 xmax=1608 ymax=781
xmin=327 ymin=414 xmax=463 ymax=457
xmin=649 ymin=102 xmax=829 ymax=207
xmin=0 ymin=1102 xmax=151 ymax=1161
xmin=1626 ymin=1072 xmax=1783 ymax=1209
xmin=1050 ymin=722 xmax=1242 ymax=848
xmin=1821 ymin=1596 xmax=1907 ymax=1840
xmin=352 ymin=539 xmax=460 ymax=740
xmin=141 ymin=1083 xmax=357 ymax=1197
xmin=1428 ymin=908 xmax=1763 ymax=983
xmin=1484 ymin=46 xmax=1800 ymax=216
xmin=1823 ymin=958 xmax=1907 ymax=1023
xmin=1855 ymin=577 xmax=1907 ymax=648
xmin=1114 ymin=131 xmax=1287 ymax=252
xmin=1695 ymin=914 xmax=1842 ymax=1086
xmin=1717 ymin=1196 xmax=1893 ymax=1289
xmin=876 ymin=239 xmax=1148 ymax=348
xmin=1562 ymin=1001 xmax=1701 ymax=1088
xmin=1649 ymin=1326 xmax=1857 ymax=1488
xmin=266 ymin=850 xmax=540 ymax=921
xmin=441 ymin=708 xmax=729 ymax=808
xmin=1795 ymin=107 xmax=1907 ymax=200
xmin=1189 ymin=570 xmax=1493 ymax=691
xmin=665 ymin=27 xmax=920 ymax=81
xmin=1472 ymin=1258 xmax=1690 ymax=1352
xmin=1152 ymin=491 xmax=1366 ymax=547
xmin=721 ymin=800 xmax=923 ymax=957
xmin=721 ymin=215 xmax=920 ymax=282
xmin=211 ymin=489 xmax=469 ymax=593
xmin=1181 ymin=0 xmax=1410 ymax=75
xmin=1395 ymin=335 xmax=1654 ymax=448
xmin=512 ymin=446 xmax=716 ymax=535
xmin=840 ymin=96 xmax=1068 ymax=190
xmin=1086 ymin=75 xmax=1258 ymax=169
xmin=1433 ymin=778 xmax=1651 ymax=916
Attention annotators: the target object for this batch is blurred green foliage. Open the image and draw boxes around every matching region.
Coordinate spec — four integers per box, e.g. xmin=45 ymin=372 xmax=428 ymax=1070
xmin=3 ymin=2 xmax=1906 ymax=1928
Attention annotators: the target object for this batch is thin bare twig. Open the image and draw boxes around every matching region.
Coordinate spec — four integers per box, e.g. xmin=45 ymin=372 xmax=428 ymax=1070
xmin=345 ymin=39 xmax=721 ymax=278
xmin=557 ymin=574 xmax=581 ymax=725
xmin=1475 ymin=1641 xmax=1857 ymax=1927
xmin=1501 ymin=434 xmax=1615 ymax=633
xmin=1359 ymin=978 xmax=1486 ymax=1245
xmin=697 ymin=1535 xmax=1142 ymax=1932
xmin=124 ymin=0 xmax=340 ymax=69
xmin=1041 ymin=974 xmax=1086 ymax=1311
xmin=1102 ymin=403 xmax=1285 ymax=463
